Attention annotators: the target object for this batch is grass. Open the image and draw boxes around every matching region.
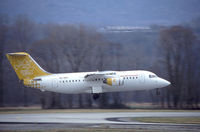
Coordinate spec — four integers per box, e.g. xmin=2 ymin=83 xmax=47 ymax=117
xmin=133 ymin=117 xmax=200 ymax=124
xmin=0 ymin=107 xmax=200 ymax=114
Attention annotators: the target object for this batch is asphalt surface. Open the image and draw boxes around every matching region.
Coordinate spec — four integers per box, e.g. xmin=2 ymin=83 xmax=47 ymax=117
xmin=0 ymin=112 xmax=200 ymax=131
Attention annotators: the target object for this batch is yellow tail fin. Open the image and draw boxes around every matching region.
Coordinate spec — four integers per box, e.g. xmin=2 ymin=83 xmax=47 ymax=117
xmin=6 ymin=52 xmax=51 ymax=81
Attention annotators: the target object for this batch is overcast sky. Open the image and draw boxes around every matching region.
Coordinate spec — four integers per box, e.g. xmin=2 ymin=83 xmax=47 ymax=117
xmin=1 ymin=0 xmax=200 ymax=26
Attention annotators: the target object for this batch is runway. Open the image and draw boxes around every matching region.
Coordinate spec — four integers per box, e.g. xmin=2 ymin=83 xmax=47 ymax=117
xmin=0 ymin=112 xmax=200 ymax=131
xmin=0 ymin=112 xmax=200 ymax=124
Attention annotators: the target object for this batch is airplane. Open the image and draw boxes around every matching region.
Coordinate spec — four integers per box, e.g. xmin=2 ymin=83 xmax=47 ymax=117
xmin=6 ymin=52 xmax=171 ymax=99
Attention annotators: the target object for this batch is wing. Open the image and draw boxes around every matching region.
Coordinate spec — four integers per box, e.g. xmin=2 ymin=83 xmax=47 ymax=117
xmin=84 ymin=71 xmax=117 ymax=81
xmin=84 ymin=73 xmax=105 ymax=81
xmin=85 ymin=71 xmax=118 ymax=94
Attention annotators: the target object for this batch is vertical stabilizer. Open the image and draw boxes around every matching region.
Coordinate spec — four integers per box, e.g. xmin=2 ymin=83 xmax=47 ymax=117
xmin=6 ymin=52 xmax=51 ymax=81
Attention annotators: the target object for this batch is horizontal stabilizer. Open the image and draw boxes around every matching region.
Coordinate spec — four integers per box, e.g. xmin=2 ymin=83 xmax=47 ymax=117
xmin=7 ymin=52 xmax=29 ymax=56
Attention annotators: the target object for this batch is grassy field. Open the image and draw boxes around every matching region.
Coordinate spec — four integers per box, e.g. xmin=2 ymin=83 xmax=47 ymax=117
xmin=133 ymin=117 xmax=200 ymax=124
xmin=0 ymin=107 xmax=200 ymax=114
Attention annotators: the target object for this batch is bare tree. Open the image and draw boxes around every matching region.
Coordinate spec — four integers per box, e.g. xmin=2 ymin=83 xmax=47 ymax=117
xmin=30 ymin=28 xmax=65 ymax=109
xmin=32 ymin=24 xmax=103 ymax=108
xmin=0 ymin=14 xmax=9 ymax=107
xmin=160 ymin=26 xmax=199 ymax=108
xmin=111 ymin=43 xmax=123 ymax=107
xmin=9 ymin=15 xmax=37 ymax=106
xmin=12 ymin=15 xmax=36 ymax=50
xmin=59 ymin=24 xmax=103 ymax=108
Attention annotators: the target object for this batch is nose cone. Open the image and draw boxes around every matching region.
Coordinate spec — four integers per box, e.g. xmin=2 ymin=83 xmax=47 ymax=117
xmin=157 ymin=78 xmax=171 ymax=88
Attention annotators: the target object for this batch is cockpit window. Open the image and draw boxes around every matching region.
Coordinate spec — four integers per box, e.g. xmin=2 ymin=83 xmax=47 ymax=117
xmin=149 ymin=75 xmax=157 ymax=78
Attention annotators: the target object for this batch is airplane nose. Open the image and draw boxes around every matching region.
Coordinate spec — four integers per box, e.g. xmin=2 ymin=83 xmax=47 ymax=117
xmin=164 ymin=80 xmax=171 ymax=86
xmin=157 ymin=78 xmax=171 ymax=88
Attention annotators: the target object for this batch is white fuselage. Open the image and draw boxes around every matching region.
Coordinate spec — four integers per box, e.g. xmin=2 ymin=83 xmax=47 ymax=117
xmin=34 ymin=70 xmax=170 ymax=94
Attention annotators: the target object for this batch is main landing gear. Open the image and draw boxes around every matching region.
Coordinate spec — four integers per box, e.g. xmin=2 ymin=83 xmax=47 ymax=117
xmin=93 ymin=93 xmax=100 ymax=100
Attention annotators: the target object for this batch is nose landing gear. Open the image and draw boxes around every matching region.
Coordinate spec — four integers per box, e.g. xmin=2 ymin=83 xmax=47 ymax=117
xmin=93 ymin=93 xmax=100 ymax=100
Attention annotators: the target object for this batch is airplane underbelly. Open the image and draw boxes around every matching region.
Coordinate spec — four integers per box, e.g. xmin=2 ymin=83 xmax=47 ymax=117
xmin=57 ymin=83 xmax=91 ymax=94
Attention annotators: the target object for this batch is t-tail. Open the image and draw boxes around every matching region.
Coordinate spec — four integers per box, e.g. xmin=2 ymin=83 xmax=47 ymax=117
xmin=6 ymin=52 xmax=51 ymax=87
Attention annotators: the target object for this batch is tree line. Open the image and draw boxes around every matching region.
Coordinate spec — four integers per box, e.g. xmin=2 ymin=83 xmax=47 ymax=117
xmin=0 ymin=14 xmax=200 ymax=109
xmin=159 ymin=26 xmax=200 ymax=108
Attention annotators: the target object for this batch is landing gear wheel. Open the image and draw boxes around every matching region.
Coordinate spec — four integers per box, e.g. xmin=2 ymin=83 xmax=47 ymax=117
xmin=93 ymin=93 xmax=100 ymax=100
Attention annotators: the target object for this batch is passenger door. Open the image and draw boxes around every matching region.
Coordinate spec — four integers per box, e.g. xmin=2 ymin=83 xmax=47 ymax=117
xmin=52 ymin=78 xmax=58 ymax=88
xmin=139 ymin=73 xmax=145 ymax=83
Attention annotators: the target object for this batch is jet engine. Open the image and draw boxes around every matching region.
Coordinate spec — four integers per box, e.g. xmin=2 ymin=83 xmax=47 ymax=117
xmin=103 ymin=77 xmax=124 ymax=86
